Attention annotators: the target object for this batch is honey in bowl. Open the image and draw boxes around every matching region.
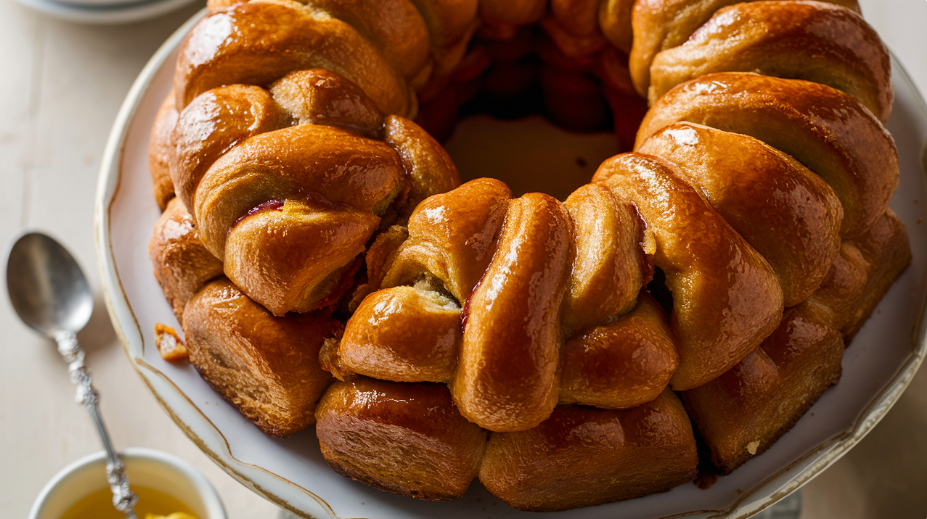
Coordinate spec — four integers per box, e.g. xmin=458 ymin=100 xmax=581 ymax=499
xmin=58 ymin=485 xmax=198 ymax=519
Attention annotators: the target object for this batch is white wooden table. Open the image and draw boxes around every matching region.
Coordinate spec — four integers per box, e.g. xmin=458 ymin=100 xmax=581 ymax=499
xmin=1 ymin=2 xmax=925 ymax=518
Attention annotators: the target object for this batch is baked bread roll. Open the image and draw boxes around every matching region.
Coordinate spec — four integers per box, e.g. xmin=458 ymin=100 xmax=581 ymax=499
xmin=167 ymin=67 xmax=457 ymax=316
xmin=316 ymin=378 xmax=486 ymax=500
xmin=636 ymin=122 xmax=843 ymax=307
xmin=150 ymin=200 xmax=336 ymax=437
xmin=148 ymin=93 xmax=178 ymax=210
xmin=146 ymin=0 xmax=910 ymax=511
xmin=183 ymin=278 xmax=335 ymax=437
xmin=683 ymin=210 xmax=910 ymax=472
xmin=646 ymin=1 xmax=892 ymax=120
xmin=628 ymin=0 xmax=861 ymax=98
xmin=636 ymin=73 xmax=898 ymax=238
xmin=480 ymin=390 xmax=697 ymax=511
xmin=327 ymin=177 xmax=660 ymax=430
xmin=594 ymin=152 xmax=784 ymax=390
xmin=149 ymin=197 xmax=223 ymax=320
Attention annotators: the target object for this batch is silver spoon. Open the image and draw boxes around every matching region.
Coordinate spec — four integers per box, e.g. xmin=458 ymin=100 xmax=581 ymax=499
xmin=7 ymin=232 xmax=138 ymax=519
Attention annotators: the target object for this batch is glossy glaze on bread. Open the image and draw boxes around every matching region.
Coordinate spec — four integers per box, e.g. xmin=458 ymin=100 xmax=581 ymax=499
xmin=147 ymin=0 xmax=910 ymax=511
xmin=163 ymin=67 xmax=458 ymax=316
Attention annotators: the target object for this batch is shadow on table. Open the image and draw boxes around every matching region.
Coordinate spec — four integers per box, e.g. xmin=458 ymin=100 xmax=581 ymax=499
xmin=77 ymin=291 xmax=116 ymax=356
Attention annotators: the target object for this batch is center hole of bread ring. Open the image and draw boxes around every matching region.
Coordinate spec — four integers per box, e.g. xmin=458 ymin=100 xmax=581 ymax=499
xmin=443 ymin=116 xmax=619 ymax=200
xmin=414 ymin=26 xmax=644 ymax=200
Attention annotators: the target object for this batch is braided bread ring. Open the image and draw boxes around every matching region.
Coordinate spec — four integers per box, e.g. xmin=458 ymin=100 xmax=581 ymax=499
xmin=146 ymin=0 xmax=910 ymax=511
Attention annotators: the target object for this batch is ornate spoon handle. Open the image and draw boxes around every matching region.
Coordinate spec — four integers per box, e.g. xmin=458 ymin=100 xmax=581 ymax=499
xmin=56 ymin=332 xmax=139 ymax=519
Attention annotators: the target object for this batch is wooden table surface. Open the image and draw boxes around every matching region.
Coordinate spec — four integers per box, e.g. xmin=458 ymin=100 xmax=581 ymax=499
xmin=1 ymin=1 xmax=925 ymax=518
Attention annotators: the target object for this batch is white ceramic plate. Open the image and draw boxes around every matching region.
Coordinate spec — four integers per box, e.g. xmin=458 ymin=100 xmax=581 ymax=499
xmin=15 ymin=0 xmax=198 ymax=25
xmin=95 ymin=10 xmax=927 ymax=519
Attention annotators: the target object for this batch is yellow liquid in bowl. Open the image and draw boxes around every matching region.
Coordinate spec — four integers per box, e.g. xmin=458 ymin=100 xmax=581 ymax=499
xmin=58 ymin=485 xmax=198 ymax=519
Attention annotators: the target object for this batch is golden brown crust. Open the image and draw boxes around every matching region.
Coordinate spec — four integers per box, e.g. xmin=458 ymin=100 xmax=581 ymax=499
xmin=338 ymin=286 xmax=460 ymax=383
xmin=170 ymin=68 xmax=388 ymax=222
xmin=270 ymin=68 xmax=384 ymax=137
xmin=683 ymin=209 xmax=909 ymax=473
xmin=194 ymin=124 xmax=405 ymax=315
xmin=409 ymin=0 xmax=479 ymax=82
xmin=682 ymin=304 xmax=844 ymax=473
xmin=305 ymin=0 xmax=432 ymax=82
xmin=561 ymin=183 xmax=651 ymax=337
xmin=479 ymin=390 xmax=698 ymax=512
xmin=148 ymin=93 xmax=178 ymax=210
xmin=224 ymin=199 xmax=379 ymax=315
xmin=172 ymin=67 xmax=387 ymax=196
xmin=335 ymin=179 xmax=671 ymax=430
xmin=205 ymin=0 xmax=432 ymax=83
xmin=146 ymin=0 xmax=908 ymax=510
xmin=541 ymin=0 xmax=608 ymax=57
xmin=171 ymin=85 xmax=283 ymax=216
xmin=805 ymin=209 xmax=912 ymax=339
xmin=637 ymin=73 xmax=898 ymax=238
xmin=168 ymin=67 xmax=461 ymax=317
xmin=647 ymin=2 xmax=892 ymax=121
xmin=637 ymin=122 xmax=843 ymax=306
xmin=560 ymin=294 xmax=678 ymax=409
xmin=183 ymin=278 xmax=335 ymax=437
xmin=842 ymin=210 xmax=912 ymax=339
xmin=599 ymin=0 xmax=636 ymax=53
xmin=383 ymin=114 xmax=461 ymax=217
xmin=452 ymin=193 xmax=574 ymax=432
xmin=629 ymin=0 xmax=861 ymax=97
xmin=595 ymin=153 xmax=783 ymax=391
xmin=315 ymin=378 xmax=486 ymax=501
xmin=175 ymin=1 xmax=416 ymax=116
xmin=382 ymin=178 xmax=512 ymax=302
xmin=148 ymin=198 xmax=224 ymax=321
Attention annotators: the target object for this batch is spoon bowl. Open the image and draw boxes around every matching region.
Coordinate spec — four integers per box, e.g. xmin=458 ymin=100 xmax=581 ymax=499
xmin=7 ymin=232 xmax=93 ymax=337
